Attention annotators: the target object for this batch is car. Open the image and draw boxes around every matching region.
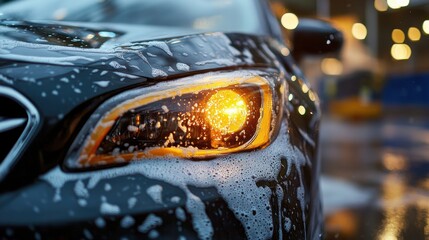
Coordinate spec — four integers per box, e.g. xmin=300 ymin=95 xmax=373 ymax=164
xmin=0 ymin=0 xmax=342 ymax=239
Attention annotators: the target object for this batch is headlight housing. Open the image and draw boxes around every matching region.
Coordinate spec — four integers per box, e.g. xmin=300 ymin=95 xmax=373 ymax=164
xmin=65 ymin=70 xmax=285 ymax=170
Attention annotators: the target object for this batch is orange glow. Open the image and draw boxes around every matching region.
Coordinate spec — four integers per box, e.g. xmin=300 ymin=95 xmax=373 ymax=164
xmin=205 ymin=90 xmax=248 ymax=134
xmin=325 ymin=210 xmax=358 ymax=238
xmin=392 ymin=29 xmax=405 ymax=43
xmin=321 ymin=58 xmax=344 ymax=75
xmin=408 ymin=27 xmax=421 ymax=41
xmin=374 ymin=0 xmax=388 ymax=12
xmin=382 ymin=152 xmax=407 ymax=171
xmin=77 ymin=75 xmax=274 ymax=166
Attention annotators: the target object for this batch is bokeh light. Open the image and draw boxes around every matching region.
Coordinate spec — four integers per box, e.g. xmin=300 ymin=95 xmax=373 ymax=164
xmin=374 ymin=0 xmax=388 ymax=11
xmin=281 ymin=13 xmax=299 ymax=30
xmin=423 ymin=20 xmax=429 ymax=34
xmin=352 ymin=23 xmax=368 ymax=40
xmin=321 ymin=58 xmax=344 ymax=76
xmin=387 ymin=0 xmax=401 ymax=9
xmin=387 ymin=0 xmax=409 ymax=9
xmin=392 ymin=29 xmax=405 ymax=43
xmin=408 ymin=27 xmax=421 ymax=41
xmin=391 ymin=44 xmax=412 ymax=60
xmin=298 ymin=105 xmax=306 ymax=115
xmin=397 ymin=0 xmax=410 ymax=7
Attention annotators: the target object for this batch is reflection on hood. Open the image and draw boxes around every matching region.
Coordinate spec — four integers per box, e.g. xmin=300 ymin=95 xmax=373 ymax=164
xmin=0 ymin=20 xmax=122 ymax=48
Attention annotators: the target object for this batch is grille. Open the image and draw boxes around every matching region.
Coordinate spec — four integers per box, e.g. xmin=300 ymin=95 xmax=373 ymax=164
xmin=0 ymin=86 xmax=39 ymax=180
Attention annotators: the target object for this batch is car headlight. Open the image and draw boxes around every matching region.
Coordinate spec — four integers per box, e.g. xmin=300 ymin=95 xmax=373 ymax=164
xmin=65 ymin=70 xmax=285 ymax=170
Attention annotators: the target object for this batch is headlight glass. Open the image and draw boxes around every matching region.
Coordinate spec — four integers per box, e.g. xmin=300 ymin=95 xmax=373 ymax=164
xmin=65 ymin=70 xmax=285 ymax=170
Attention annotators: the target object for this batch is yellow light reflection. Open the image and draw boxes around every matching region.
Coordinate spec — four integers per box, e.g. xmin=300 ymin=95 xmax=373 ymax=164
xmin=85 ymin=34 xmax=95 ymax=40
xmin=374 ymin=0 xmax=388 ymax=11
xmin=423 ymin=20 xmax=429 ymax=34
xmin=281 ymin=13 xmax=299 ymax=30
xmin=281 ymin=47 xmax=290 ymax=56
xmin=301 ymin=83 xmax=309 ymax=93
xmin=391 ymin=44 xmax=412 ymax=60
xmin=408 ymin=27 xmax=421 ymax=41
xmin=378 ymin=175 xmax=406 ymax=240
xmin=352 ymin=23 xmax=368 ymax=40
xmin=298 ymin=105 xmax=306 ymax=115
xmin=424 ymin=206 xmax=429 ymax=237
xmin=414 ymin=189 xmax=429 ymax=238
xmin=392 ymin=29 xmax=405 ymax=43
xmin=205 ymin=90 xmax=248 ymax=134
xmin=309 ymin=91 xmax=317 ymax=102
xmin=321 ymin=58 xmax=343 ymax=76
xmin=382 ymin=152 xmax=407 ymax=171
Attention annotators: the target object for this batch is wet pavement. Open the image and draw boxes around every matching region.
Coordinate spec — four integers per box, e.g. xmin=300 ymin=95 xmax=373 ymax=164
xmin=320 ymin=116 xmax=429 ymax=240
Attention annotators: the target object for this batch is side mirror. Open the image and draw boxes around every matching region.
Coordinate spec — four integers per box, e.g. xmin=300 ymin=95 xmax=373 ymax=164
xmin=292 ymin=18 xmax=343 ymax=60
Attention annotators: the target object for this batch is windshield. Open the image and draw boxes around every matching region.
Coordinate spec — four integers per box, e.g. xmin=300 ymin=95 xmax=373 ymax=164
xmin=0 ymin=0 xmax=265 ymax=34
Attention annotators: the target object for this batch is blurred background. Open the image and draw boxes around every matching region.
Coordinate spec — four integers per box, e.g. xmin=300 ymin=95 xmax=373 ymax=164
xmin=0 ymin=0 xmax=427 ymax=238
xmin=270 ymin=0 xmax=429 ymax=239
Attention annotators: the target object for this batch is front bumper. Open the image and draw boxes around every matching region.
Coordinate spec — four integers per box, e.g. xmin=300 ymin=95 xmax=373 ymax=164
xmin=0 ymin=124 xmax=321 ymax=239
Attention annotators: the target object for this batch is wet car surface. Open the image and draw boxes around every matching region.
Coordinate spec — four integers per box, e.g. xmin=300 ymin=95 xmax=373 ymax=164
xmin=0 ymin=0 xmax=346 ymax=239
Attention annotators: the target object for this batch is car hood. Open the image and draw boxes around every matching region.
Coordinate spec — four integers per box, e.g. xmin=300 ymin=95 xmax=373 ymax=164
xmin=0 ymin=20 xmax=278 ymax=80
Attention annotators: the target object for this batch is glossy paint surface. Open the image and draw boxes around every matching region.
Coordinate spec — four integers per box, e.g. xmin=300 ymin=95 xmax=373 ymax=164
xmin=0 ymin=13 xmax=322 ymax=240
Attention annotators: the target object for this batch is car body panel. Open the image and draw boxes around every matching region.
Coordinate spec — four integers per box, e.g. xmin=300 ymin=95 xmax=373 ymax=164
xmin=0 ymin=122 xmax=319 ymax=239
xmin=0 ymin=5 xmax=323 ymax=240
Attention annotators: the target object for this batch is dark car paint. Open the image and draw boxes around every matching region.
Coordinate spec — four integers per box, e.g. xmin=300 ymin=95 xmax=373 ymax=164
xmin=0 ymin=3 xmax=323 ymax=240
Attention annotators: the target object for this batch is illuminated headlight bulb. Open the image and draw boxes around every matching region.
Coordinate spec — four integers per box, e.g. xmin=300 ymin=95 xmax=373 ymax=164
xmin=205 ymin=90 xmax=248 ymax=134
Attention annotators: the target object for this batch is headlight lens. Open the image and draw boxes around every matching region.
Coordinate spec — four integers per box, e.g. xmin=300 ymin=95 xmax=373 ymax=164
xmin=65 ymin=70 xmax=285 ymax=170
